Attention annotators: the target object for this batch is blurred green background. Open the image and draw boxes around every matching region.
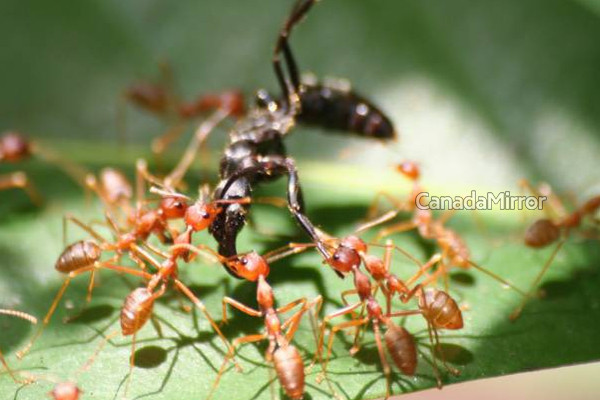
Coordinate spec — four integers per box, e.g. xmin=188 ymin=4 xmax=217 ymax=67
xmin=1 ymin=0 xmax=599 ymax=192
xmin=1 ymin=1 xmax=599 ymax=399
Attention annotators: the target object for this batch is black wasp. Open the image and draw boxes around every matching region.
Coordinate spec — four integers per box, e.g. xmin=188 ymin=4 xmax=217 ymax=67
xmin=209 ymin=0 xmax=397 ymax=275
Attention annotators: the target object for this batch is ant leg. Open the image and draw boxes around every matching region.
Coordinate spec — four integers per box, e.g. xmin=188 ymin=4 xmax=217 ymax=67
xmin=424 ymin=322 xmax=443 ymax=388
xmin=315 ymin=302 xmax=363 ymax=369
xmin=207 ymin=333 xmax=266 ymax=400
xmin=173 ymin=279 xmax=238 ymax=368
xmin=365 ymin=191 xmax=406 ymax=220
xmin=221 ymin=296 xmax=262 ymax=325
xmin=0 ymin=310 xmax=37 ymax=384
xmin=431 ymin=323 xmax=460 ymax=377
xmin=0 ymin=172 xmax=42 ymax=205
xmin=282 ymin=296 xmax=322 ymax=342
xmin=29 ymin=143 xmax=89 ymax=188
xmin=375 ymin=220 xmax=417 ymax=241
xmin=17 ymin=265 xmax=94 ymax=359
xmin=467 ymin=260 xmax=528 ymax=297
xmin=62 ymin=214 xmax=107 ymax=246
xmin=164 ymin=109 xmax=230 ymax=189
xmin=75 ymin=329 xmax=119 ymax=377
xmin=405 ymin=254 xmax=442 ymax=288
xmin=510 ymin=240 xmax=566 ymax=320
xmin=263 ymin=242 xmax=316 ymax=264
xmin=276 ymin=297 xmax=307 ymax=315
xmin=319 ymin=317 xmax=369 ymax=390
xmin=372 ymin=322 xmax=393 ymax=399
xmin=0 ymin=350 xmax=24 ymax=384
xmin=151 ymin=122 xmax=187 ymax=156
xmin=18 ymin=263 xmax=150 ymax=360
xmin=124 ymin=331 xmax=137 ymax=398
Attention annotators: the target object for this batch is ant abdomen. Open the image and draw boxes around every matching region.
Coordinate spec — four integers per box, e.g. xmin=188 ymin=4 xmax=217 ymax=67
xmin=55 ymin=241 xmax=102 ymax=273
xmin=384 ymin=320 xmax=417 ymax=375
xmin=420 ymin=289 xmax=463 ymax=330
xmin=120 ymin=288 xmax=155 ymax=336
xmin=272 ymin=345 xmax=305 ymax=400
xmin=524 ymin=219 xmax=560 ymax=248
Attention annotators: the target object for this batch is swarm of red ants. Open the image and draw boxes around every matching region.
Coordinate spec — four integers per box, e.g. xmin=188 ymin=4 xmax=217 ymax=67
xmin=1 ymin=1 xmax=599 ymax=399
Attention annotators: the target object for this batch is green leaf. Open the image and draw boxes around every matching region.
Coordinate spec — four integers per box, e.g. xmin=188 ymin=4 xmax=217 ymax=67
xmin=1 ymin=0 xmax=600 ymax=399
xmin=0 ymin=149 xmax=599 ymax=399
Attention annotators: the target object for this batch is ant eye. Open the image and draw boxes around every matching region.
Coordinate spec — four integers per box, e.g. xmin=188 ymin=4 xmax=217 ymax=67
xmin=201 ymin=212 xmax=211 ymax=219
xmin=241 ymin=257 xmax=248 ymax=265
xmin=175 ymin=202 xmax=183 ymax=209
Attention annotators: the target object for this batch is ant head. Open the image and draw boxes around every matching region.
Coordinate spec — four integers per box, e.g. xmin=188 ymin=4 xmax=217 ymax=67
xmin=0 ymin=131 xmax=31 ymax=162
xmin=524 ymin=218 xmax=560 ymax=248
xmin=327 ymin=246 xmax=360 ymax=274
xmin=160 ymin=197 xmax=189 ymax=219
xmin=227 ymin=252 xmax=270 ymax=282
xmin=185 ymin=201 xmax=220 ymax=231
xmin=50 ymin=382 xmax=81 ymax=400
xmin=396 ymin=161 xmax=420 ymax=181
xmin=341 ymin=235 xmax=367 ymax=254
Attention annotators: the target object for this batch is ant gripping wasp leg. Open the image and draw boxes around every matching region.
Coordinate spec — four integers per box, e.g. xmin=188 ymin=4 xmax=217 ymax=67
xmin=211 ymin=0 xmax=396 ymax=269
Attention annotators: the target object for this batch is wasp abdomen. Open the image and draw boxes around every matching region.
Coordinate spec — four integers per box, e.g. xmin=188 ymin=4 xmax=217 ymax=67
xmin=297 ymin=83 xmax=396 ymax=140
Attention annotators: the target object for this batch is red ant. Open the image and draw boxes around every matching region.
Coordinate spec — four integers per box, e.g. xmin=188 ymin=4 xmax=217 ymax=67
xmin=267 ymin=231 xmax=461 ymax=396
xmin=0 ymin=131 xmax=87 ymax=205
xmin=200 ymin=250 xmax=321 ymax=400
xmin=510 ymin=180 xmax=600 ymax=319
xmin=0 ymin=308 xmax=37 ymax=384
xmin=16 ymin=240 xmax=152 ymax=359
xmin=366 ymin=161 xmax=527 ymax=296
xmin=120 ymin=62 xmax=244 ymax=158
xmin=111 ymin=242 xmax=240 ymax=397
xmin=314 ymin=235 xmax=462 ymax=396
